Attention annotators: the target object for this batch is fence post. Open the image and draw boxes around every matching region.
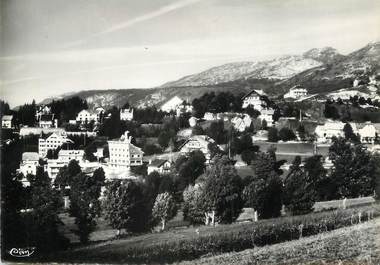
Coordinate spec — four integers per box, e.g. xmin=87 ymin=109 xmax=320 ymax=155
xmin=298 ymin=224 xmax=304 ymax=239
xmin=342 ymin=198 xmax=347 ymax=210
xmin=358 ymin=212 xmax=362 ymax=223
xmin=254 ymin=210 xmax=258 ymax=222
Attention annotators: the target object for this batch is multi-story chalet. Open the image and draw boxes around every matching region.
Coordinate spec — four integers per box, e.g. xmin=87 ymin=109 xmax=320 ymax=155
xmin=18 ymin=152 xmax=39 ymax=177
xmin=108 ymin=131 xmax=144 ymax=170
xmin=120 ymin=108 xmax=134 ymax=121
xmin=76 ymin=108 xmax=104 ymax=124
xmin=160 ymin=96 xmax=184 ymax=113
xmin=38 ymin=132 xmax=72 ymax=157
xmin=241 ymin=90 xmax=267 ymax=111
xmin=284 ymin=85 xmax=308 ymax=99
xmin=1 ymin=115 xmax=13 ymax=128
xmin=179 ymin=135 xmax=217 ymax=162
xmin=147 ymin=159 xmax=172 ymax=175
xmin=57 ymin=149 xmax=84 ymax=163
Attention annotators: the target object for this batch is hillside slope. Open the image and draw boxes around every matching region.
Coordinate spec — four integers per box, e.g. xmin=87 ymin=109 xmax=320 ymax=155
xmin=273 ymin=42 xmax=380 ymax=95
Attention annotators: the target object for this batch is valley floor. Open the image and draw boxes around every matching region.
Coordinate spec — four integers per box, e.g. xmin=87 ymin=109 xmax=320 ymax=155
xmin=176 ymin=217 xmax=380 ymax=265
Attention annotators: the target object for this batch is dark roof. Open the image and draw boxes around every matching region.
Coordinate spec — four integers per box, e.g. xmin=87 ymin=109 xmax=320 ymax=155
xmin=241 ymin=89 xmax=264 ymax=100
xmin=40 ymin=114 xmax=54 ymax=121
xmin=130 ymin=144 xmax=144 ymax=155
xmin=149 ymin=159 xmax=169 ymax=167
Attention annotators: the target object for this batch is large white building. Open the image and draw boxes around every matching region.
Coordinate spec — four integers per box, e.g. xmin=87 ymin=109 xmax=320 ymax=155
xmin=284 ymin=86 xmax=308 ymax=99
xmin=108 ymin=131 xmax=144 ymax=170
xmin=241 ymin=90 xmax=267 ymax=111
xmin=18 ymin=152 xmax=39 ymax=177
xmin=179 ymin=135 xmax=217 ymax=162
xmin=314 ymin=121 xmax=358 ymax=143
xmin=120 ymin=108 xmax=134 ymax=121
xmin=160 ymin=96 xmax=184 ymax=113
xmin=358 ymin=124 xmax=377 ymax=143
xmin=38 ymin=132 xmax=72 ymax=157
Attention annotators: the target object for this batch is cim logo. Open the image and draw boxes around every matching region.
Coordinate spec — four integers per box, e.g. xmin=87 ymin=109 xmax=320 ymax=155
xmin=8 ymin=247 xmax=35 ymax=258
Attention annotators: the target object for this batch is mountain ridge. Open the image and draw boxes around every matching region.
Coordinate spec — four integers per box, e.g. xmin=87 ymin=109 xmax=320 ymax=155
xmin=38 ymin=42 xmax=380 ymax=109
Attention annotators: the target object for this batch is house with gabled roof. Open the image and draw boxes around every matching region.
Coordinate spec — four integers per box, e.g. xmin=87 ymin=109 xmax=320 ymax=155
xmin=147 ymin=159 xmax=172 ymax=175
xmin=284 ymin=85 xmax=308 ymax=99
xmin=161 ymin=96 xmax=184 ymax=113
xmin=38 ymin=132 xmax=72 ymax=157
xmin=1 ymin=115 xmax=13 ymax=128
xmin=241 ymin=89 xmax=268 ymax=111
xmin=179 ymin=135 xmax=218 ymax=162
xmin=76 ymin=108 xmax=104 ymax=124
xmin=18 ymin=152 xmax=39 ymax=177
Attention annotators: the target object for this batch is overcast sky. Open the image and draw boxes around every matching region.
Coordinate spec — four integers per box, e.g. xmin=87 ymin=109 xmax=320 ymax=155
xmin=1 ymin=0 xmax=379 ymax=107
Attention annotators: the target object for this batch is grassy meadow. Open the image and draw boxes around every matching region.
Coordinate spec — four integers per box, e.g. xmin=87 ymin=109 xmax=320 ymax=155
xmin=40 ymin=202 xmax=380 ymax=264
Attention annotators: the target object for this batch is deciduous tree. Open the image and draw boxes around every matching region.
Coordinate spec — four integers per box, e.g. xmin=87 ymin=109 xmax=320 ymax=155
xmin=152 ymin=192 xmax=177 ymax=230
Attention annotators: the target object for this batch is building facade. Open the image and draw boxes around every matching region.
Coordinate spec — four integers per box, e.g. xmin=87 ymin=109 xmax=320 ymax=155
xmin=76 ymin=108 xmax=104 ymax=124
xmin=18 ymin=152 xmax=39 ymax=177
xmin=120 ymin=108 xmax=134 ymax=121
xmin=314 ymin=122 xmax=358 ymax=143
xmin=179 ymin=135 xmax=216 ymax=162
xmin=284 ymin=86 xmax=308 ymax=99
xmin=147 ymin=159 xmax=172 ymax=175
xmin=108 ymin=131 xmax=144 ymax=170
xmin=241 ymin=90 xmax=267 ymax=111
xmin=58 ymin=149 xmax=84 ymax=163
xmin=38 ymin=132 xmax=71 ymax=157
xmin=258 ymin=108 xmax=275 ymax=126
xmin=1 ymin=115 xmax=13 ymax=128
xmin=358 ymin=124 xmax=377 ymax=143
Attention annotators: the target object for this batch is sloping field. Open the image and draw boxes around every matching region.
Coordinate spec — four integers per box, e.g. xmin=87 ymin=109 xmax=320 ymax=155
xmin=177 ymin=217 xmax=380 ymax=265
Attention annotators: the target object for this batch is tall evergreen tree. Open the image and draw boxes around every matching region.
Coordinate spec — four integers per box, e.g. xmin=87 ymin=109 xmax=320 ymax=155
xmin=201 ymin=155 xmax=244 ymax=224
xmin=103 ymin=180 xmax=150 ymax=235
xmin=329 ymin=137 xmax=376 ymax=198
xmin=283 ymin=156 xmax=315 ymax=215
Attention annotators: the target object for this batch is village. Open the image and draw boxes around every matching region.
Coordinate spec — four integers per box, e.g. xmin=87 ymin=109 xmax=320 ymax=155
xmin=2 ymin=74 xmax=380 ymax=187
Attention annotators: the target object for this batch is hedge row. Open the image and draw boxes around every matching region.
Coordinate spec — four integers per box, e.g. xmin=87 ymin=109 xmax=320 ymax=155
xmin=56 ymin=204 xmax=380 ymax=264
